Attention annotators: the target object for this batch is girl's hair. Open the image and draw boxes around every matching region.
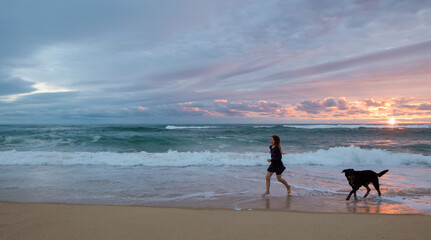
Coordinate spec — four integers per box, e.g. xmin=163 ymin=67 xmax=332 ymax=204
xmin=271 ymin=135 xmax=283 ymax=154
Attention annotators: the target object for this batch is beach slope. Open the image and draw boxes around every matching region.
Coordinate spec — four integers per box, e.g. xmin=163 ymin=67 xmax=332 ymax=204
xmin=1 ymin=202 xmax=429 ymax=240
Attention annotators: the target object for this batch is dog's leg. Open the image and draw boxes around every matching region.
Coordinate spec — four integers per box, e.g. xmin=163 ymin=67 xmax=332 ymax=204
xmin=346 ymin=190 xmax=354 ymax=200
xmin=372 ymin=180 xmax=381 ymax=196
xmin=353 ymin=191 xmax=357 ymax=200
xmin=346 ymin=187 xmax=359 ymax=201
xmin=364 ymin=184 xmax=371 ymax=198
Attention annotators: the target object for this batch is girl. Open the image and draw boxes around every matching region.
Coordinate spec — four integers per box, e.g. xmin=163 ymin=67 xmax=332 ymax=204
xmin=262 ymin=135 xmax=291 ymax=196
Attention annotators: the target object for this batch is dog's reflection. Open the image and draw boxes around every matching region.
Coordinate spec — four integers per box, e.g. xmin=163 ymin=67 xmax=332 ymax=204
xmin=346 ymin=199 xmax=382 ymax=213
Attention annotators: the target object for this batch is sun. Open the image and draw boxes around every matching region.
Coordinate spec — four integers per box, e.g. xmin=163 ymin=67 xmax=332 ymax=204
xmin=388 ymin=118 xmax=397 ymax=125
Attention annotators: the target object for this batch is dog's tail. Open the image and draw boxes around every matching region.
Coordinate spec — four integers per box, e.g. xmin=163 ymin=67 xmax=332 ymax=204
xmin=377 ymin=169 xmax=389 ymax=177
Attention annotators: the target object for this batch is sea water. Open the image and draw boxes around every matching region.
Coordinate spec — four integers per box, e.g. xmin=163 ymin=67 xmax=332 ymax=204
xmin=0 ymin=124 xmax=430 ymax=214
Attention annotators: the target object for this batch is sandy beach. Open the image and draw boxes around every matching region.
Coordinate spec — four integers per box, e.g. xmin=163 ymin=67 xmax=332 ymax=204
xmin=1 ymin=201 xmax=429 ymax=240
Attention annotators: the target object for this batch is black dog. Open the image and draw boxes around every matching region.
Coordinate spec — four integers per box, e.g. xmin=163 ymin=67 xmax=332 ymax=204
xmin=342 ymin=169 xmax=389 ymax=200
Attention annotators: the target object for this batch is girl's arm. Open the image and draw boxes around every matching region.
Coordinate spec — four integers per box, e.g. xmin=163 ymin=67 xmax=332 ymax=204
xmin=272 ymin=147 xmax=282 ymax=162
xmin=267 ymin=146 xmax=272 ymax=162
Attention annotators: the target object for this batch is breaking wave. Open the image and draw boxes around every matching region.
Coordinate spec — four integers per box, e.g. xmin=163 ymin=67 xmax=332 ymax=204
xmin=1 ymin=146 xmax=429 ymax=167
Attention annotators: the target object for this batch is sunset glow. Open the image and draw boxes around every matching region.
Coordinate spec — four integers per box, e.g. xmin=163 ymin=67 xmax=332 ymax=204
xmin=0 ymin=1 xmax=430 ymax=124
xmin=167 ymin=97 xmax=431 ymax=123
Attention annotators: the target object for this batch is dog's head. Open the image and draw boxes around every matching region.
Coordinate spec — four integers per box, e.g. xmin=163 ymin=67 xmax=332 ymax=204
xmin=342 ymin=169 xmax=355 ymax=185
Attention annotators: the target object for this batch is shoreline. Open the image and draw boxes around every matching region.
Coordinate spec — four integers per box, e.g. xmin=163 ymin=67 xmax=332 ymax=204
xmin=1 ymin=188 xmax=425 ymax=215
xmin=1 ymin=201 xmax=430 ymax=240
xmin=0 ymin=200 xmax=425 ymax=215
xmin=1 ymin=164 xmax=429 ymax=215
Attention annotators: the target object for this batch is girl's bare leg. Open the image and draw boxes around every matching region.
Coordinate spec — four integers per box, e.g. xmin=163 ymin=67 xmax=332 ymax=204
xmin=262 ymin=172 xmax=274 ymax=196
xmin=276 ymin=174 xmax=291 ymax=195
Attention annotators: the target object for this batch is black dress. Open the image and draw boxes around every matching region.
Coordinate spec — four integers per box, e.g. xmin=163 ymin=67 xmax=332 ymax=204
xmin=267 ymin=146 xmax=286 ymax=175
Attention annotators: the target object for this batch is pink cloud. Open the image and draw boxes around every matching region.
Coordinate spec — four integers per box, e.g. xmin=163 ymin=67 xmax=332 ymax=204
xmin=179 ymin=102 xmax=195 ymax=105
xmin=170 ymin=97 xmax=431 ymax=123
xmin=338 ymin=97 xmax=349 ymax=110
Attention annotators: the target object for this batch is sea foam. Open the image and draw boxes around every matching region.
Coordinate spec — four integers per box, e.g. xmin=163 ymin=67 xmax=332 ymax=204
xmin=165 ymin=125 xmax=217 ymax=129
xmin=0 ymin=146 xmax=429 ymax=167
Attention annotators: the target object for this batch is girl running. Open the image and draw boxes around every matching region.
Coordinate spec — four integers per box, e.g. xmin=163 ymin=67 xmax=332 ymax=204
xmin=262 ymin=135 xmax=291 ymax=196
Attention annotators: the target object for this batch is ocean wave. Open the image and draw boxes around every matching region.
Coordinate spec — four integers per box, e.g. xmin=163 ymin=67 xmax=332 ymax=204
xmin=99 ymin=126 xmax=165 ymax=133
xmin=283 ymin=124 xmax=431 ymax=129
xmin=1 ymin=146 xmax=429 ymax=167
xmin=165 ymin=125 xmax=217 ymax=130
xmin=287 ymin=146 xmax=430 ymax=166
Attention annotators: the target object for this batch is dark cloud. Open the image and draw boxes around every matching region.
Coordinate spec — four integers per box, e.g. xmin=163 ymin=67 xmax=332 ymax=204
xmin=337 ymin=97 xmax=349 ymax=110
xmin=211 ymin=101 xmax=282 ymax=116
xmin=364 ymin=99 xmax=384 ymax=107
xmin=346 ymin=106 xmax=369 ymax=115
xmin=323 ymin=98 xmax=337 ymax=107
xmin=417 ymin=103 xmax=431 ymax=111
xmin=296 ymin=97 xmax=347 ymax=114
xmin=11 ymin=92 xmax=76 ymax=104
xmin=398 ymin=104 xmax=417 ymax=109
xmin=0 ymin=76 xmax=35 ymax=96
xmin=296 ymin=100 xmax=324 ymax=114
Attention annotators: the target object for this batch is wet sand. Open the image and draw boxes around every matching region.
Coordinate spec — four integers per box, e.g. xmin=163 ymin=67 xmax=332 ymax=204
xmin=1 ymin=201 xmax=429 ymax=240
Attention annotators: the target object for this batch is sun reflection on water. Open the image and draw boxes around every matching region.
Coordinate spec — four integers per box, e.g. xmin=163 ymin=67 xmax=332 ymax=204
xmin=345 ymin=200 xmax=420 ymax=214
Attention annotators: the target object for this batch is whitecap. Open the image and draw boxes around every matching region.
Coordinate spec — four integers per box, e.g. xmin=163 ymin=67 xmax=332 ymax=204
xmin=0 ymin=146 xmax=429 ymax=167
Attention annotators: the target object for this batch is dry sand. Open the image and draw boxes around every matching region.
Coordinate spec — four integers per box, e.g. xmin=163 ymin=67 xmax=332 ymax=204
xmin=1 ymin=201 xmax=429 ymax=240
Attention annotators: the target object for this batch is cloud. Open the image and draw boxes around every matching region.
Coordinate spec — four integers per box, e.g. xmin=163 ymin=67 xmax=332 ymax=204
xmin=1 ymin=0 xmax=431 ymax=123
xmin=149 ymin=64 xmax=222 ymax=83
xmin=296 ymin=97 xmax=346 ymax=114
xmin=417 ymin=103 xmax=431 ymax=111
xmin=0 ymin=69 xmax=38 ymax=98
xmin=5 ymin=91 xmax=77 ymax=105
xmin=164 ymin=97 xmax=431 ymax=122
xmin=337 ymin=97 xmax=349 ymax=110
xmin=256 ymin=40 xmax=431 ymax=84
xmin=166 ymin=100 xmax=296 ymax=118
xmin=138 ymin=106 xmax=148 ymax=111
xmin=323 ymin=97 xmax=337 ymax=107
xmin=296 ymin=100 xmax=324 ymax=114
xmin=0 ymin=76 xmax=36 ymax=96
xmin=364 ymin=98 xmax=385 ymax=107
xmin=212 ymin=100 xmax=285 ymax=117
xmin=346 ymin=106 xmax=369 ymax=116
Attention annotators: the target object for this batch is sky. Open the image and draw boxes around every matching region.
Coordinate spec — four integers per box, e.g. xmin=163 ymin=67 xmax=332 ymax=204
xmin=1 ymin=0 xmax=431 ymax=124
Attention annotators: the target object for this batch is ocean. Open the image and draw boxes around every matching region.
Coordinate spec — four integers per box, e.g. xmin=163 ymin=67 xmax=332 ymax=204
xmin=0 ymin=124 xmax=430 ymax=214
